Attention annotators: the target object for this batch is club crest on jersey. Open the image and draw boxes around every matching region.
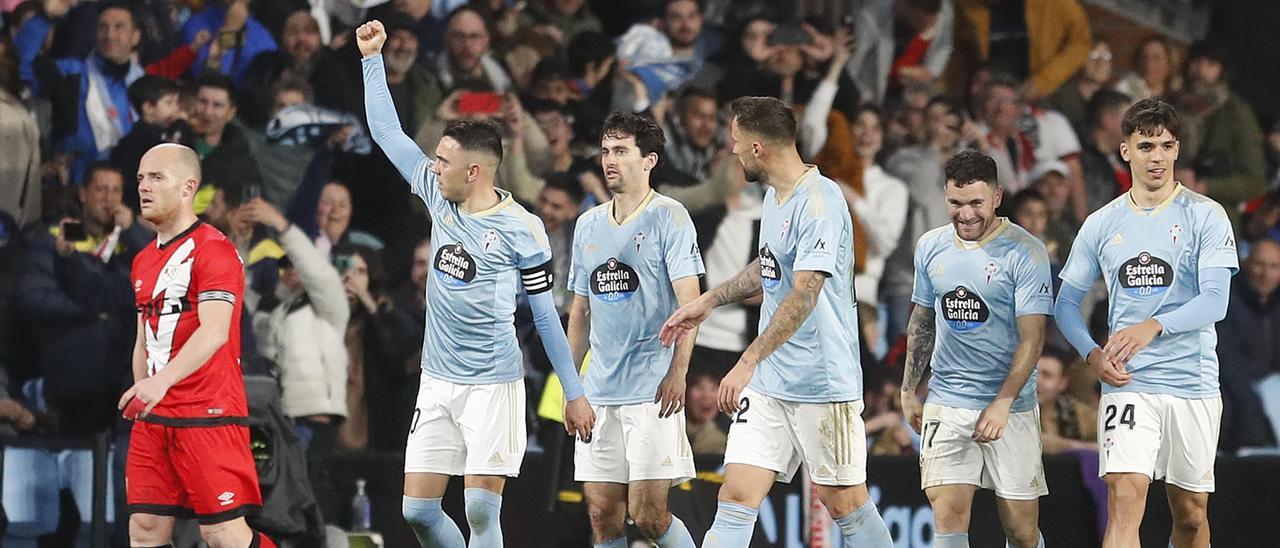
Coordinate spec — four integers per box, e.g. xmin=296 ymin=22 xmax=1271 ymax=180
xmin=483 ymin=229 xmax=499 ymax=253
xmin=1120 ymin=251 xmax=1172 ymax=297
xmin=591 ymin=258 xmax=640 ymax=302
xmin=433 ymin=242 xmax=477 ymax=287
xmin=984 ymin=260 xmax=999 ymax=285
xmin=942 ymin=286 xmax=989 ymax=332
xmin=759 ymin=245 xmax=781 ymax=290
xmin=633 ymin=231 xmax=646 ymax=252
xmin=779 ymin=219 xmax=792 ymax=239
xmin=1169 ymin=224 xmax=1182 ymax=245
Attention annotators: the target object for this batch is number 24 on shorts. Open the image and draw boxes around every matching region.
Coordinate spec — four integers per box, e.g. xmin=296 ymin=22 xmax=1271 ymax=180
xmin=1104 ymin=403 xmax=1136 ymax=431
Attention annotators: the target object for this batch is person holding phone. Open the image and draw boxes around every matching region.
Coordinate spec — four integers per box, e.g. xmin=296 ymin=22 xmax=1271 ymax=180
xmin=8 ymin=162 xmax=151 ymax=547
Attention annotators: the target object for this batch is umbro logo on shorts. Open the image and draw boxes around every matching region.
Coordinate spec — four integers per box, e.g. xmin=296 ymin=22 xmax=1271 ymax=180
xmin=218 ymin=491 xmax=236 ymax=506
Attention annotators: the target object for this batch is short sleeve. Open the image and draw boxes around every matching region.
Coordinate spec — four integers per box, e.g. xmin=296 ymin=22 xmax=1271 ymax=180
xmin=911 ymin=240 xmax=936 ymax=308
xmin=1013 ymin=240 xmax=1054 ymax=316
xmin=1197 ymin=203 xmax=1240 ymax=273
xmin=194 ymin=238 xmax=245 ymax=305
xmin=1059 ymin=218 xmax=1102 ymax=291
xmin=663 ymin=206 xmax=704 ymax=281
xmin=514 ymin=212 xmax=553 ymax=270
xmin=793 ymin=189 xmax=845 ymax=276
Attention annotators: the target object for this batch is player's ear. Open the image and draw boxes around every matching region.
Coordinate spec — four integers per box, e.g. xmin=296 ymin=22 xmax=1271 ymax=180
xmin=467 ymin=162 xmax=481 ymax=183
xmin=643 ymin=151 xmax=658 ymax=172
xmin=1119 ymin=141 xmax=1130 ymax=163
xmin=992 ymin=184 xmax=1003 ymax=209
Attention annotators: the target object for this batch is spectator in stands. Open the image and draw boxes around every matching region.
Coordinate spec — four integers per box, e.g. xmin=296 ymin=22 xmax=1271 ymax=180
xmin=190 ymin=73 xmax=263 ymax=210
xmin=1027 ymin=160 xmax=1077 ymax=262
xmin=435 ymin=6 xmax=513 ymax=93
xmin=949 ymin=0 xmax=1091 ymax=101
xmin=311 ymin=181 xmax=383 ymax=259
xmin=663 ymin=87 xmax=722 ymax=180
xmin=847 ymin=104 xmax=908 ymax=342
xmin=111 ymin=75 xmax=194 ymax=212
xmin=0 ymin=36 xmax=40 ymax=226
xmin=661 ymin=0 xmax=714 ymax=61
xmin=846 ymin=0 xmax=953 ymax=105
xmin=882 ymin=96 xmax=964 ymax=342
xmin=1043 ymin=39 xmax=1113 ymax=133
xmin=9 ymin=164 xmax=150 ymax=547
xmin=14 ymin=2 xmax=144 ymax=185
xmin=1078 ymin=89 xmax=1132 ymax=213
xmin=1175 ymin=40 xmax=1268 ymax=233
xmin=518 ymin=0 xmax=603 ymax=46
xmin=1113 ymin=36 xmax=1180 ymax=101
xmin=239 ymin=10 xmax=328 ymax=128
xmin=379 ymin=12 xmax=445 ymax=136
xmin=389 ymin=0 xmax=446 ymax=58
xmin=1217 ymin=239 xmax=1280 ymax=451
xmin=535 ymin=173 xmax=585 ymax=313
xmin=977 ymin=74 xmax=1087 ymax=219
xmin=335 ymin=244 xmax=417 ymax=451
xmin=181 ymin=0 xmax=277 ymax=81
xmin=1036 ymin=347 xmax=1098 ymax=454
xmin=684 ymin=368 xmax=726 ymax=455
xmin=245 ymin=196 xmax=347 ymax=520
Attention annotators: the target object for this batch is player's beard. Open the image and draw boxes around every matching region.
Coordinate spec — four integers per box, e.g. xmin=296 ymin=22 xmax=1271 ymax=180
xmin=743 ymin=165 xmax=766 ymax=184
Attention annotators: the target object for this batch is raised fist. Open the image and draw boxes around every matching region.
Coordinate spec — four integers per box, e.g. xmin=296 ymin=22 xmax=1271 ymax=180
xmin=356 ymin=20 xmax=386 ymax=58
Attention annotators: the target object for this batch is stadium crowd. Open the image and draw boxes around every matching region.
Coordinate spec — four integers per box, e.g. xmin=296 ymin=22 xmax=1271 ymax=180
xmin=0 ymin=0 xmax=1277 ymax=545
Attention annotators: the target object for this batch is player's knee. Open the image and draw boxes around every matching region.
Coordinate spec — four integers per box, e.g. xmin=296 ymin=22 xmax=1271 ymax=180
xmin=586 ymin=503 xmax=625 ymax=538
xmin=632 ymin=510 xmax=671 ymax=540
xmin=1170 ymin=501 xmax=1208 ymax=533
xmin=464 ymin=496 xmax=497 ymax=533
xmin=128 ymin=513 xmax=171 ymax=544
xmin=1001 ymin=522 xmax=1038 ymax=548
xmin=1105 ymin=479 xmax=1146 ymax=514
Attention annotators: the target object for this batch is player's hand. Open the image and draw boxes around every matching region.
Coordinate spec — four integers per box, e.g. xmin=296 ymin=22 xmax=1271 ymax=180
xmin=118 ymin=376 xmax=173 ymax=420
xmin=660 ymin=295 xmax=714 ymax=347
xmin=718 ymin=362 xmax=756 ymax=414
xmin=654 ymin=368 xmax=686 ymax=418
xmin=1103 ymin=319 xmax=1162 ymax=363
xmin=900 ymin=390 xmax=923 ymax=433
xmin=1087 ymin=347 xmax=1132 ymax=387
xmin=356 ymin=20 xmax=387 ymax=58
xmin=973 ymin=398 xmax=1011 ymax=442
xmin=563 ymin=396 xmax=596 ymax=442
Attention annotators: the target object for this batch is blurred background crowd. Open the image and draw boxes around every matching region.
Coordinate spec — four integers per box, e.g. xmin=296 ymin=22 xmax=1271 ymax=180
xmin=0 ymin=0 xmax=1279 ymax=545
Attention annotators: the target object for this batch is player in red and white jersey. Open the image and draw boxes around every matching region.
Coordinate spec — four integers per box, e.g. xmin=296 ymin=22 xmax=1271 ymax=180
xmin=120 ymin=143 xmax=274 ymax=548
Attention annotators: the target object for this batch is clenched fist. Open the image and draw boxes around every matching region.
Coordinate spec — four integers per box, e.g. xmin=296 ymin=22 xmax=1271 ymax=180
xmin=356 ymin=20 xmax=386 ymax=58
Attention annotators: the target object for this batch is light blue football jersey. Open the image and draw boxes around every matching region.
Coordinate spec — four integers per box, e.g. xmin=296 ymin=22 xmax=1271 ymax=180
xmin=752 ymin=167 xmax=862 ymax=403
xmin=569 ymin=191 xmax=705 ymax=405
xmin=401 ymin=157 xmax=554 ymax=385
xmin=912 ymin=219 xmax=1054 ymax=413
xmin=1059 ymin=184 xmax=1239 ymax=398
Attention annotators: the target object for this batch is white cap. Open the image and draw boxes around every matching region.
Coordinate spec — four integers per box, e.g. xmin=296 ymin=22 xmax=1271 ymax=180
xmin=1028 ymin=159 xmax=1069 ymax=183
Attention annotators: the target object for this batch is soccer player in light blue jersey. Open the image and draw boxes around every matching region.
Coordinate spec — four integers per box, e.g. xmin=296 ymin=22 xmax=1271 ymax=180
xmin=1054 ymin=98 xmax=1237 ymax=548
xmin=901 ymin=150 xmax=1053 ymax=548
xmin=661 ymin=96 xmax=892 ymax=547
xmin=357 ymin=20 xmax=595 ymax=548
xmin=565 ymin=112 xmax=703 ymax=548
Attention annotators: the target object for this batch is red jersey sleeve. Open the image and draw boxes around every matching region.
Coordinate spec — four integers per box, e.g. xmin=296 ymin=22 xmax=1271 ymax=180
xmin=193 ymin=237 xmax=245 ymax=306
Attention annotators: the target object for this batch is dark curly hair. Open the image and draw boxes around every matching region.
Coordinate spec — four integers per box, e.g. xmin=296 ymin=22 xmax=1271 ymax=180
xmin=943 ymin=149 xmax=999 ymax=188
xmin=601 ymin=111 xmax=665 ymax=166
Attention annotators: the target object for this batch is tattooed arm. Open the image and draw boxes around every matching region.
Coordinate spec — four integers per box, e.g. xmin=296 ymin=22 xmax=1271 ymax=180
xmin=715 ymin=270 xmax=825 ymax=413
xmin=660 ymin=259 xmax=761 ymax=347
xmin=708 ymin=258 xmax=763 ymax=306
xmin=900 ymin=304 xmax=936 ymax=432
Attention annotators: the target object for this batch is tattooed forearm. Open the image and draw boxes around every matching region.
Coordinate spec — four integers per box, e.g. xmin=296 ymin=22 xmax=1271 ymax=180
xmin=902 ymin=305 xmax=936 ymax=392
xmin=741 ymin=270 xmax=825 ymax=365
xmin=709 ymin=258 xmax=764 ymax=307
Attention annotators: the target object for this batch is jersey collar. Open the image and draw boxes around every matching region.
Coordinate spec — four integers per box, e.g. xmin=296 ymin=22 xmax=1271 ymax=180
xmin=953 ymin=217 xmax=1010 ymax=249
xmin=1126 ymin=182 xmax=1181 ymax=216
xmin=466 ymin=188 xmax=514 ymax=217
xmin=158 ymin=220 xmax=202 ymax=249
xmin=608 ymin=188 xmax=656 ymax=227
xmin=774 ymin=165 xmax=818 ymax=206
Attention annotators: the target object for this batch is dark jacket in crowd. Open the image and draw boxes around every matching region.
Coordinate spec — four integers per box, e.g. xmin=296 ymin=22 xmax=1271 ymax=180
xmin=15 ymin=222 xmax=151 ymax=438
xmin=1217 ymin=276 xmax=1280 ymax=450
